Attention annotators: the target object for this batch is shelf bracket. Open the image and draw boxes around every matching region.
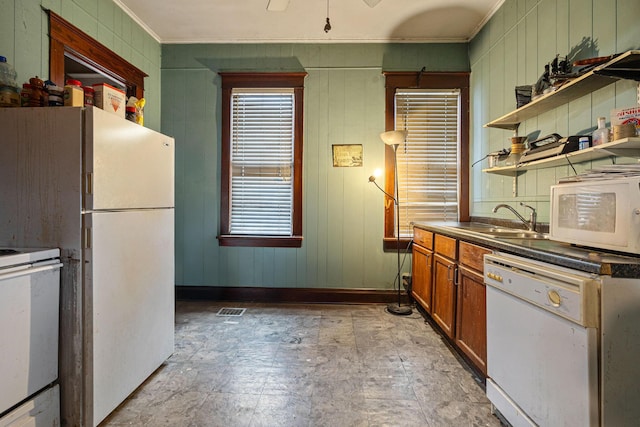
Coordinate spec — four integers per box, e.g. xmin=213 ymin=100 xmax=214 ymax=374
xmin=512 ymin=175 xmax=518 ymax=197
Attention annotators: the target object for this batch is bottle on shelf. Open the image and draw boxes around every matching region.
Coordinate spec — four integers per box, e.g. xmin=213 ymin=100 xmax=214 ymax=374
xmin=0 ymin=55 xmax=17 ymax=87
xmin=20 ymin=83 xmax=32 ymax=107
xmin=592 ymin=116 xmax=610 ymax=146
xmin=64 ymin=79 xmax=84 ymax=106
xmin=28 ymin=76 xmax=46 ymax=107
xmin=0 ymin=55 xmax=20 ymax=108
xmin=505 ymin=136 xmax=527 ymax=166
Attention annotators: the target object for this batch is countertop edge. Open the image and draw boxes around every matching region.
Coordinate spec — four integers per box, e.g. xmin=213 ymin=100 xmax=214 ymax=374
xmin=413 ymin=222 xmax=640 ymax=278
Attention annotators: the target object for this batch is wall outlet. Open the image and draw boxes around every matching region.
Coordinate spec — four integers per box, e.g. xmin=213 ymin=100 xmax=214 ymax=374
xmin=402 ymin=273 xmax=412 ymax=292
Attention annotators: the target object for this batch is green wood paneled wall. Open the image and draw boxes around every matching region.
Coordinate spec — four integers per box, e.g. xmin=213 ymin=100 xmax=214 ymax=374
xmin=161 ymin=43 xmax=469 ymax=288
xmin=470 ymin=0 xmax=640 ymax=222
xmin=0 ymin=0 xmax=162 ymax=130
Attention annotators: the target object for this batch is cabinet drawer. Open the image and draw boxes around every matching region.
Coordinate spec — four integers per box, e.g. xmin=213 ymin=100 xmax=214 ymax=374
xmin=459 ymin=241 xmax=492 ymax=272
xmin=413 ymin=228 xmax=433 ymax=250
xmin=435 ymin=234 xmax=457 ymax=259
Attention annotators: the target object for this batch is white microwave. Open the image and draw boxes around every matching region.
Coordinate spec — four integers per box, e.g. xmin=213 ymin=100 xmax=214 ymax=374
xmin=550 ymin=176 xmax=640 ymax=255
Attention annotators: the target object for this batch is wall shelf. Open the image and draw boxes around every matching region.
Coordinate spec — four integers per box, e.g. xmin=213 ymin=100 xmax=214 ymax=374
xmin=484 ymin=50 xmax=640 ymax=131
xmin=482 ymin=137 xmax=640 ymax=176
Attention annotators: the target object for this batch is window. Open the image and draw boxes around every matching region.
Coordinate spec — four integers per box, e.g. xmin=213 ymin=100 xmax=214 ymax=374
xmin=218 ymin=73 xmax=306 ymax=248
xmin=395 ymin=89 xmax=461 ymax=235
xmin=383 ymin=72 xmax=470 ymax=250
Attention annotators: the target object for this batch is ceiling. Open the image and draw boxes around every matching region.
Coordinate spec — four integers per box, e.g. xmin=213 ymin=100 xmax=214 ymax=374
xmin=115 ymin=0 xmax=505 ymax=44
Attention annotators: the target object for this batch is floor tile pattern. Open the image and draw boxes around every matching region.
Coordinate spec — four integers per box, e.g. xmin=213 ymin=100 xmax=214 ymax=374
xmin=101 ymin=301 xmax=503 ymax=427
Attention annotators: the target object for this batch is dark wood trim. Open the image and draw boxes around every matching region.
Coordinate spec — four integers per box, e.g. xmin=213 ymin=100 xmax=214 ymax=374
xmin=218 ymin=72 xmax=307 ymax=248
xmin=292 ymin=85 xmax=304 ymax=237
xmin=382 ymin=71 xmax=471 ymax=242
xmin=383 ymin=237 xmax=413 ymax=252
xmin=219 ymin=72 xmax=308 ymax=89
xmin=49 ymin=37 xmax=65 ymax=89
xmin=47 ymin=10 xmax=147 ymax=99
xmin=176 ymin=286 xmax=411 ymax=305
xmin=219 ymin=81 xmax=232 ymax=235
xmin=217 ymin=235 xmax=303 ymax=248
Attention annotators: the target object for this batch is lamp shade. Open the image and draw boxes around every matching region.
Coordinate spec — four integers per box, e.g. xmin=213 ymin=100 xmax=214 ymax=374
xmin=380 ymin=130 xmax=407 ymax=146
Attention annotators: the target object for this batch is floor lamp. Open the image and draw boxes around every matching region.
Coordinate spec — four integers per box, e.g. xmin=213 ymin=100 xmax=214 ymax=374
xmin=369 ymin=130 xmax=412 ymax=316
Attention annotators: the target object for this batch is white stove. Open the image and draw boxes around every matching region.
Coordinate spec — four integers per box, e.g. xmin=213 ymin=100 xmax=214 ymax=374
xmin=0 ymin=247 xmax=62 ymax=426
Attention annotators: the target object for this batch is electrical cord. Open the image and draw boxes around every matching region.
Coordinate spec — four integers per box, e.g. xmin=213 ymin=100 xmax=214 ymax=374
xmin=385 ymin=238 xmax=417 ymax=315
xmin=389 ymin=237 xmax=414 ymax=288
xmin=565 ymin=154 xmax=578 ymax=175
xmin=471 ymin=154 xmax=489 ymax=167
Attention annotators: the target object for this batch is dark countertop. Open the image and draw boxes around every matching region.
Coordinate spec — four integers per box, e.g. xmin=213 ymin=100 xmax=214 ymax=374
xmin=413 ymin=221 xmax=640 ymax=278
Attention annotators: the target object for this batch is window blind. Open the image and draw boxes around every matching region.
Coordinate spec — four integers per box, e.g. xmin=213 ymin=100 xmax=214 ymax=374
xmin=394 ymin=89 xmax=460 ymax=237
xmin=230 ymin=88 xmax=295 ymax=235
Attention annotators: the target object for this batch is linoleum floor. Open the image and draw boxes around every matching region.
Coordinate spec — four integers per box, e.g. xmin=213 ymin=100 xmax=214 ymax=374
xmin=100 ymin=301 xmax=503 ymax=427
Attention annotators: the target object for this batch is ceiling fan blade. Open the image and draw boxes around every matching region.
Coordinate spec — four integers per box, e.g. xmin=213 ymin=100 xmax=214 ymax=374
xmin=363 ymin=0 xmax=383 ymax=7
xmin=267 ymin=0 xmax=290 ymax=12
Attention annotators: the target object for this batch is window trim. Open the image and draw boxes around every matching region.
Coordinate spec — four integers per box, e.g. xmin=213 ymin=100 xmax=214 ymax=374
xmin=383 ymin=72 xmax=470 ymax=251
xmin=218 ymin=72 xmax=307 ymax=248
xmin=48 ymin=10 xmax=147 ymax=99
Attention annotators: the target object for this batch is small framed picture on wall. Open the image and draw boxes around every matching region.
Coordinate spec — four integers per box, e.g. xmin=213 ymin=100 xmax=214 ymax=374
xmin=332 ymin=144 xmax=363 ymax=167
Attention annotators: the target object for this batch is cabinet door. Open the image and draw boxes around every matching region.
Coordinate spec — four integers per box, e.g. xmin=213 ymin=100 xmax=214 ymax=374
xmin=432 ymin=253 xmax=457 ymax=338
xmin=455 ymin=265 xmax=487 ymax=375
xmin=411 ymin=244 xmax=433 ymax=313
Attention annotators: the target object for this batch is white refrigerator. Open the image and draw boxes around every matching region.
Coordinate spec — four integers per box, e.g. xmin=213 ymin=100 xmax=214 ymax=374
xmin=0 ymin=106 xmax=175 ymax=426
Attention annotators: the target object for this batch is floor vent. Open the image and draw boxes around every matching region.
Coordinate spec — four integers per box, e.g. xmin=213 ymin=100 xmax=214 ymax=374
xmin=216 ymin=307 xmax=246 ymax=317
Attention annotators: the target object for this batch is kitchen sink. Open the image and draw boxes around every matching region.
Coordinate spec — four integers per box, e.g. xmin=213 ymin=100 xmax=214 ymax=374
xmin=442 ymin=224 xmax=549 ymax=240
xmin=489 ymin=230 xmax=549 ymax=239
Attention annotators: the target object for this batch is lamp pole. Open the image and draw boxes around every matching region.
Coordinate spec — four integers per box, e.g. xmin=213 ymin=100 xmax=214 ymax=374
xmin=386 ymin=143 xmax=412 ymax=316
xmin=371 ymin=130 xmax=412 ymax=316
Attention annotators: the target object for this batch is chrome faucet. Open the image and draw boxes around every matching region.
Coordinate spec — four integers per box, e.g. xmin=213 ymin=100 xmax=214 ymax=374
xmin=492 ymin=202 xmax=537 ymax=231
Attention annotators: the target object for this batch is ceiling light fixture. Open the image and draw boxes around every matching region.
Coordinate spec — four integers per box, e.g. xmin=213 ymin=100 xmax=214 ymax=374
xmin=324 ymin=0 xmax=331 ymax=33
xmin=363 ymin=0 xmax=383 ymax=7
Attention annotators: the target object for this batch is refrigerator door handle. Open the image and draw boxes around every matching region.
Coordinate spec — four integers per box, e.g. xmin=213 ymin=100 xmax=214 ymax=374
xmin=84 ymin=227 xmax=92 ymax=249
xmin=85 ymin=172 xmax=93 ymax=195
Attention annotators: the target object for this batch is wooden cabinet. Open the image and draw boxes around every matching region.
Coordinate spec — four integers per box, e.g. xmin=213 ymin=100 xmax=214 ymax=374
xmin=431 ymin=234 xmax=458 ymax=339
xmin=411 ymin=228 xmax=433 ymax=313
xmin=411 ymin=227 xmax=491 ymax=375
xmin=455 ymin=241 xmax=491 ymax=375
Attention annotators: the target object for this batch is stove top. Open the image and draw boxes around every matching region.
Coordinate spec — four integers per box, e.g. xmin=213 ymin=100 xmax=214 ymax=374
xmin=0 ymin=247 xmax=60 ymax=269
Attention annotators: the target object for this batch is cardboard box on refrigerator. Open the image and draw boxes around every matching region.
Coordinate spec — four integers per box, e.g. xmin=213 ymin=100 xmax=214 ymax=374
xmin=92 ymin=83 xmax=126 ymax=118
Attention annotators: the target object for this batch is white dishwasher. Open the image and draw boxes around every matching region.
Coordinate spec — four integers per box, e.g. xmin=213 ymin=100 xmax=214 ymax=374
xmin=0 ymin=248 xmax=62 ymax=426
xmin=484 ymin=252 xmax=599 ymax=427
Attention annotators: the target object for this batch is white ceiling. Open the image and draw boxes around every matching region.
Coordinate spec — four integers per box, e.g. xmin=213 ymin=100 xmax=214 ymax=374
xmin=115 ymin=0 xmax=505 ymax=44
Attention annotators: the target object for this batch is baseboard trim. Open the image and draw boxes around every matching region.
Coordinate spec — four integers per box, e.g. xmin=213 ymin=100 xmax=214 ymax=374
xmin=175 ymin=286 xmax=410 ymax=305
